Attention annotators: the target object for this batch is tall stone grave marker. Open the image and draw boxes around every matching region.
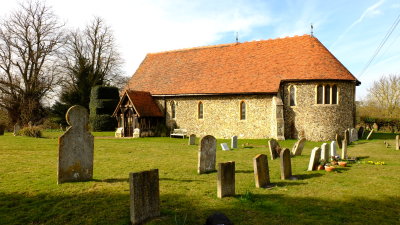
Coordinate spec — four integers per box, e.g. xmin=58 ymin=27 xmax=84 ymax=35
xmin=268 ymin=139 xmax=281 ymax=160
xmin=198 ymin=135 xmax=217 ymax=174
xmin=280 ymin=148 xmax=292 ymax=180
xmin=320 ymin=143 xmax=329 ymax=161
xmin=129 ymin=169 xmax=160 ymax=225
xmin=217 ymin=161 xmax=235 ymax=198
xmin=344 ymin=129 xmax=350 ymax=144
xmin=231 ymin=135 xmax=238 ymax=149
xmin=307 ymin=147 xmax=321 ymax=171
xmin=349 ymin=128 xmax=357 ymax=142
xmin=366 ymin=130 xmax=374 ymax=140
xmin=292 ymin=138 xmax=306 ymax=156
xmin=358 ymin=127 xmax=365 ymax=139
xmin=330 ymin=141 xmax=338 ymax=158
xmin=342 ymin=140 xmax=348 ymax=159
xmin=253 ymin=154 xmax=271 ymax=188
xmin=336 ymin=133 xmax=342 ymax=148
xmin=189 ymin=134 xmax=196 ymax=145
xmin=58 ymin=105 xmax=94 ymax=184
xmin=396 ymin=135 xmax=399 ymax=150
xmin=13 ymin=123 xmax=20 ymax=136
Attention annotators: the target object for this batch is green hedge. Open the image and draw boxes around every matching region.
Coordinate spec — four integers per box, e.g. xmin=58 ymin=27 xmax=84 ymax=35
xmin=90 ymin=115 xmax=117 ymax=131
xmin=90 ymin=86 xmax=120 ymax=101
xmin=89 ymin=99 xmax=119 ymax=115
xmin=17 ymin=126 xmax=42 ymax=138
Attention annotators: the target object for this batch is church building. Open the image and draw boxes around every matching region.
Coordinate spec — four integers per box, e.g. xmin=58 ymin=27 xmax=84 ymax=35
xmin=113 ymin=34 xmax=360 ymax=141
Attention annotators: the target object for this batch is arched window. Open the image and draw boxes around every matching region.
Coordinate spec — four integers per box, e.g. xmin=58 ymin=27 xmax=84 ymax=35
xmin=240 ymin=101 xmax=246 ymax=120
xmin=198 ymin=102 xmax=203 ymax=119
xmin=171 ymin=101 xmax=176 ymax=119
xmin=332 ymin=85 xmax=338 ymax=104
xmin=289 ymin=85 xmax=296 ymax=106
xmin=317 ymin=85 xmax=323 ymax=104
xmin=325 ymin=85 xmax=331 ymax=104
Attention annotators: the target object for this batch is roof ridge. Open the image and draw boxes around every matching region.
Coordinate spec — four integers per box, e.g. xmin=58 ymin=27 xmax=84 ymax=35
xmin=148 ymin=34 xmax=312 ymax=55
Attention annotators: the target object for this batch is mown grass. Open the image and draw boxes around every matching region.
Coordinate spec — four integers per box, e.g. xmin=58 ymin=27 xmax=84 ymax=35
xmin=0 ymin=131 xmax=399 ymax=225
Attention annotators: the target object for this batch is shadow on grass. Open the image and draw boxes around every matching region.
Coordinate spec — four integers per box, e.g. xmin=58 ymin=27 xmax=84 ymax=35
xmin=295 ymin=173 xmax=324 ymax=180
xmin=160 ymin=178 xmax=203 ymax=183
xmin=1 ymin=191 xmax=400 ymax=225
xmin=236 ymin=170 xmax=253 ymax=174
xmin=368 ymin=132 xmax=399 ymax=140
xmin=93 ymin=178 xmax=129 ymax=183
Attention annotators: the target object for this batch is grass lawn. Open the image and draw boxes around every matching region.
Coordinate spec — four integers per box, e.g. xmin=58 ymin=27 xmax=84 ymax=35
xmin=0 ymin=131 xmax=400 ymax=225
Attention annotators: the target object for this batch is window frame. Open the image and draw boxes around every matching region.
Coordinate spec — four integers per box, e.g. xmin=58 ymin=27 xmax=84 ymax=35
xmin=198 ymin=101 xmax=203 ymax=119
xmin=240 ymin=101 xmax=246 ymax=120
xmin=316 ymin=84 xmax=339 ymax=105
xmin=289 ymin=85 xmax=296 ymax=106
xmin=171 ymin=101 xmax=176 ymax=119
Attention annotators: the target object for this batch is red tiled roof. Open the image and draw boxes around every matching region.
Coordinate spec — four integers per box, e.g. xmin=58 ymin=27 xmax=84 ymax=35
xmin=126 ymin=35 xmax=358 ymax=95
xmin=113 ymin=90 xmax=163 ymax=117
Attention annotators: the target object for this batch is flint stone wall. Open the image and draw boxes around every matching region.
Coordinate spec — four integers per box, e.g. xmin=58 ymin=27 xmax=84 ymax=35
xmin=282 ymin=81 xmax=356 ymax=141
xmin=155 ymin=95 xmax=274 ymax=139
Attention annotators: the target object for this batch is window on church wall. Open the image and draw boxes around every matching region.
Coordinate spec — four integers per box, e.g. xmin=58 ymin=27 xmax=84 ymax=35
xmin=240 ymin=101 xmax=246 ymax=120
xmin=332 ymin=85 xmax=338 ymax=104
xmin=198 ymin=102 xmax=203 ymax=119
xmin=317 ymin=85 xmax=323 ymax=104
xmin=325 ymin=85 xmax=331 ymax=104
xmin=289 ymin=85 xmax=296 ymax=106
xmin=171 ymin=101 xmax=176 ymax=119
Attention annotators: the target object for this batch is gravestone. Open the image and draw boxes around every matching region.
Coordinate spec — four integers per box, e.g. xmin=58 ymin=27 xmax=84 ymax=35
xmin=231 ymin=135 xmax=238 ymax=149
xmin=330 ymin=141 xmax=338 ymax=158
xmin=253 ymin=154 xmax=271 ymax=188
xmin=13 ymin=124 xmax=20 ymax=136
xmin=280 ymin=148 xmax=292 ymax=180
xmin=198 ymin=135 xmax=217 ymax=174
xmin=351 ymin=128 xmax=358 ymax=142
xmin=58 ymin=105 xmax=94 ymax=184
xmin=217 ymin=161 xmax=235 ymax=198
xmin=342 ymin=140 xmax=347 ymax=159
xmin=268 ymin=139 xmax=281 ymax=160
xmin=366 ymin=130 xmax=374 ymax=140
xmin=344 ymin=129 xmax=350 ymax=144
xmin=320 ymin=143 xmax=329 ymax=161
xmin=205 ymin=212 xmax=233 ymax=225
xmin=396 ymin=135 xmax=399 ymax=150
xmin=336 ymin=133 xmax=342 ymax=149
xmin=115 ymin=127 xmax=123 ymax=138
xmin=221 ymin=143 xmax=230 ymax=151
xmin=28 ymin=121 xmax=33 ymax=128
xmin=133 ymin=128 xmax=140 ymax=138
xmin=129 ymin=169 xmax=160 ymax=225
xmin=358 ymin=127 xmax=365 ymax=139
xmin=189 ymin=134 xmax=196 ymax=145
xmin=307 ymin=147 xmax=321 ymax=171
xmin=292 ymin=138 xmax=306 ymax=156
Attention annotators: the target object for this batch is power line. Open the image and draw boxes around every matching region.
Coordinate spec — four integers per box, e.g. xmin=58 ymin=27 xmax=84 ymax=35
xmin=358 ymin=13 xmax=400 ymax=78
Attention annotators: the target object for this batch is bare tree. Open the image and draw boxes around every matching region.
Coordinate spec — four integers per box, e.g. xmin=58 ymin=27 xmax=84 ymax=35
xmin=367 ymin=74 xmax=400 ymax=117
xmin=0 ymin=1 xmax=64 ymax=125
xmin=61 ymin=17 xmax=123 ymax=110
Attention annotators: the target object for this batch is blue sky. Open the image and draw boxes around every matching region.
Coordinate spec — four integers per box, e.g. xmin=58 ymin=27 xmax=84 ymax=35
xmin=1 ymin=0 xmax=399 ymax=100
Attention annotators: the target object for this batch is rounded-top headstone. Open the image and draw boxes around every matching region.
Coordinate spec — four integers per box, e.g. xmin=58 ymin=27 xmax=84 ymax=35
xmin=66 ymin=105 xmax=89 ymax=128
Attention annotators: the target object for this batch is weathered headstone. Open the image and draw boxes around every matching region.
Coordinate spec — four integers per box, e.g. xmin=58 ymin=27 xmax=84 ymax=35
xmin=344 ymin=129 xmax=350 ymax=144
xmin=13 ymin=123 xmax=20 ymax=136
xmin=115 ymin=127 xmax=123 ymax=138
xmin=189 ymin=134 xmax=196 ymax=145
xmin=341 ymin=140 xmax=347 ymax=159
xmin=205 ymin=212 xmax=233 ymax=225
xmin=129 ymin=169 xmax=160 ymax=225
xmin=133 ymin=128 xmax=140 ymax=138
xmin=280 ymin=148 xmax=292 ymax=180
xmin=330 ymin=141 xmax=338 ymax=158
xmin=28 ymin=121 xmax=33 ymax=128
xmin=198 ymin=135 xmax=217 ymax=174
xmin=58 ymin=105 xmax=94 ymax=184
xmin=351 ymin=128 xmax=358 ymax=142
xmin=231 ymin=135 xmax=238 ymax=149
xmin=253 ymin=154 xmax=271 ymax=188
xmin=268 ymin=139 xmax=281 ymax=160
xmin=307 ymin=147 xmax=321 ymax=171
xmin=320 ymin=143 xmax=329 ymax=161
xmin=291 ymin=138 xmax=306 ymax=156
xmin=358 ymin=127 xmax=365 ymax=139
xmin=366 ymin=130 xmax=374 ymax=140
xmin=221 ymin=143 xmax=230 ymax=151
xmin=336 ymin=133 xmax=342 ymax=149
xmin=396 ymin=135 xmax=399 ymax=150
xmin=217 ymin=161 xmax=235 ymax=198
